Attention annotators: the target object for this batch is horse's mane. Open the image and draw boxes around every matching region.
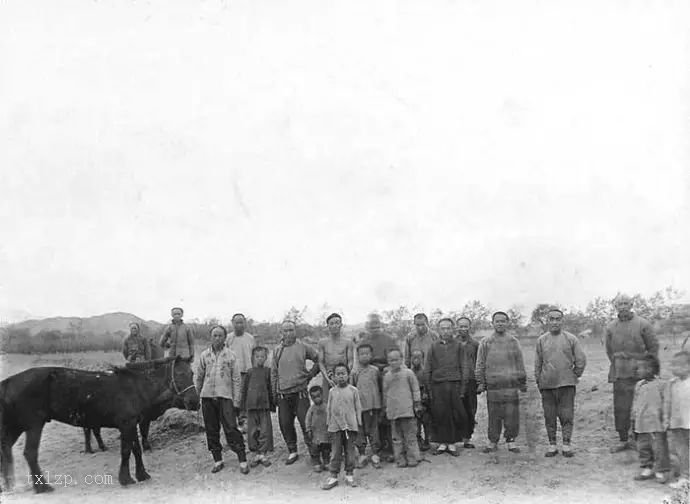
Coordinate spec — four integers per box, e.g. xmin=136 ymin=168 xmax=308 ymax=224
xmin=110 ymin=356 xmax=183 ymax=374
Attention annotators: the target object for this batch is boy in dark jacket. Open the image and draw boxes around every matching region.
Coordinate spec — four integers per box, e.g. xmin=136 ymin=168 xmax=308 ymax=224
xmin=240 ymin=346 xmax=274 ymax=467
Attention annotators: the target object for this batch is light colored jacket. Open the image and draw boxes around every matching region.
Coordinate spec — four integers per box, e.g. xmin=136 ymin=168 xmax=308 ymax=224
xmin=326 ymin=384 xmax=362 ymax=433
xmin=631 ymin=378 xmax=665 ymax=433
xmin=664 ymin=377 xmax=690 ymax=429
xmin=195 ymin=346 xmax=241 ymax=402
xmin=534 ymin=331 xmax=586 ymax=389
xmin=383 ymin=367 xmax=421 ymax=420
xmin=225 ymin=332 xmax=255 ymax=374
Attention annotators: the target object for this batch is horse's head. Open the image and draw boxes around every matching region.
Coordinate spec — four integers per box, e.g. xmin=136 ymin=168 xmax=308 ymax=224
xmin=169 ymin=356 xmax=199 ymax=411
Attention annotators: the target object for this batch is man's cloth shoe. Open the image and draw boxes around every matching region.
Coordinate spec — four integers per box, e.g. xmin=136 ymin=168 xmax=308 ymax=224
xmin=239 ymin=462 xmax=249 ymax=475
xmin=285 ymin=453 xmax=299 ymax=465
xmin=507 ymin=442 xmax=520 ymax=453
xmin=483 ymin=443 xmax=498 ymax=453
xmin=634 ymin=468 xmax=654 ymax=481
xmin=371 ymin=455 xmax=382 ymax=469
xmin=448 ymin=445 xmax=460 ymax=457
xmin=345 ymin=475 xmax=357 ymax=487
xmin=211 ymin=461 xmax=224 ymax=473
xmin=545 ymin=446 xmax=558 ymax=457
xmin=433 ymin=444 xmax=448 ymax=455
xmin=322 ymin=477 xmax=338 ymax=490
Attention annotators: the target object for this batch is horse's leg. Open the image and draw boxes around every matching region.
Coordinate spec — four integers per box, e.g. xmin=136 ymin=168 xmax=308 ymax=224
xmin=132 ymin=429 xmax=150 ymax=482
xmin=139 ymin=417 xmax=152 ymax=451
xmin=1 ymin=424 xmax=21 ymax=492
xmin=94 ymin=428 xmax=106 ymax=451
xmin=83 ymin=428 xmax=94 ymax=454
xmin=118 ymin=423 xmax=136 ymax=486
xmin=24 ymin=425 xmax=53 ymax=493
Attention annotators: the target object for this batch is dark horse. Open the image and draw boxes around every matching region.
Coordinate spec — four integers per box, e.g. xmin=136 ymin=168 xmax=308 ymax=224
xmin=0 ymin=355 xmax=198 ymax=493
xmin=82 ymin=398 xmax=183 ymax=453
xmin=83 ymin=340 xmax=180 ymax=453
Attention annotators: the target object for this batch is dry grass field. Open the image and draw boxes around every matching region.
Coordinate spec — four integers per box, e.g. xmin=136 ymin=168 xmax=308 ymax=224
xmin=0 ymin=337 xmax=688 ymax=504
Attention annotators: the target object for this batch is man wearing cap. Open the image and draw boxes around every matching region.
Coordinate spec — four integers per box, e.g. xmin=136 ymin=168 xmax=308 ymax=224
xmin=605 ymin=294 xmax=658 ymax=452
xmin=404 ymin=313 xmax=438 ymax=369
xmin=159 ymin=307 xmax=195 ymax=361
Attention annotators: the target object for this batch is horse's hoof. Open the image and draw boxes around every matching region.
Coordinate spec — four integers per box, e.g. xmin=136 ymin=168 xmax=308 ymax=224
xmin=119 ymin=477 xmax=136 ymax=486
xmin=35 ymin=484 xmax=54 ymax=493
xmin=142 ymin=441 xmax=151 ymax=451
xmin=136 ymin=471 xmax=151 ymax=482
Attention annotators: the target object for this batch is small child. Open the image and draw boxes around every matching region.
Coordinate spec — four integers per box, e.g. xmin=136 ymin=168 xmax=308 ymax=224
xmin=664 ymin=350 xmax=690 ymax=490
xmin=306 ymin=385 xmax=331 ymax=472
xmin=410 ymin=349 xmax=432 ymax=452
xmin=240 ymin=346 xmax=275 ymax=467
xmin=322 ymin=363 xmax=362 ymax=490
xmin=631 ymin=354 xmax=669 ymax=483
xmin=383 ymin=348 xmax=423 ymax=468
xmin=351 ymin=343 xmax=383 ymax=469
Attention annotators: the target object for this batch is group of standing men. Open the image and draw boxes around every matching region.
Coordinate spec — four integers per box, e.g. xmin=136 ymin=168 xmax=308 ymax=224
xmin=120 ymin=294 xmax=662 ymax=470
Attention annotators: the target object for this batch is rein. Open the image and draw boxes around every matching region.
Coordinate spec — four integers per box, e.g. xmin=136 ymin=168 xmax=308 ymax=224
xmin=169 ymin=358 xmax=195 ymax=396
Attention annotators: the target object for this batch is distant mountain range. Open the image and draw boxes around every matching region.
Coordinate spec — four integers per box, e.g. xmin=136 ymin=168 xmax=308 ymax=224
xmin=8 ymin=312 xmax=165 ymax=336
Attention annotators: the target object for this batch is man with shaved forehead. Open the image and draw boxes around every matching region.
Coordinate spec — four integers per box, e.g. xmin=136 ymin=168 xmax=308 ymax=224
xmin=404 ymin=313 xmax=438 ymax=369
xmin=605 ymin=294 xmax=658 ymax=453
xmin=271 ymin=320 xmax=321 ymax=465
xmin=535 ymin=308 xmax=587 ymax=457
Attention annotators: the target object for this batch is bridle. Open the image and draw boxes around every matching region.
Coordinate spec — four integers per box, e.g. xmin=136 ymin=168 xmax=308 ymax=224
xmin=169 ymin=358 xmax=196 ymax=396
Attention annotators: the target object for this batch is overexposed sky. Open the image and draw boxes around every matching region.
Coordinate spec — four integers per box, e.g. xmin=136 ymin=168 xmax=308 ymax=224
xmin=1 ymin=1 xmax=689 ymax=324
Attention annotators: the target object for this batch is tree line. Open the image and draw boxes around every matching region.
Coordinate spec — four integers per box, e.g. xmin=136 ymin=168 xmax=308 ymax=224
xmin=1 ymin=287 xmax=687 ymax=354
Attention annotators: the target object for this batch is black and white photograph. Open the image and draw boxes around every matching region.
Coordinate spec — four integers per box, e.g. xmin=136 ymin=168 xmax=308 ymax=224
xmin=1 ymin=1 xmax=689 ymax=503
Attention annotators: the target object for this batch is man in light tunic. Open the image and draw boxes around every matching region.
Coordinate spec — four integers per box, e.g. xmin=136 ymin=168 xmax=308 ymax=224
xmin=535 ymin=308 xmax=587 ymax=457
xmin=226 ymin=313 xmax=256 ymax=429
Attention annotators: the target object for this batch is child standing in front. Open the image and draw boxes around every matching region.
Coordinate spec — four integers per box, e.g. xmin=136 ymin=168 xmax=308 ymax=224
xmin=410 ymin=349 xmax=432 ymax=452
xmin=664 ymin=350 xmax=690 ymax=489
xmin=322 ymin=363 xmax=362 ymax=490
xmin=306 ymin=385 xmax=331 ymax=472
xmin=240 ymin=346 xmax=274 ymax=468
xmin=631 ymin=354 xmax=669 ymax=483
xmin=383 ymin=348 xmax=423 ymax=468
xmin=351 ymin=343 xmax=383 ymax=469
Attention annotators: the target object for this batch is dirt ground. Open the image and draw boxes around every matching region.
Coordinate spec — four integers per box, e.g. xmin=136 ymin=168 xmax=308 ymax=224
xmin=0 ymin=338 xmax=688 ymax=504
